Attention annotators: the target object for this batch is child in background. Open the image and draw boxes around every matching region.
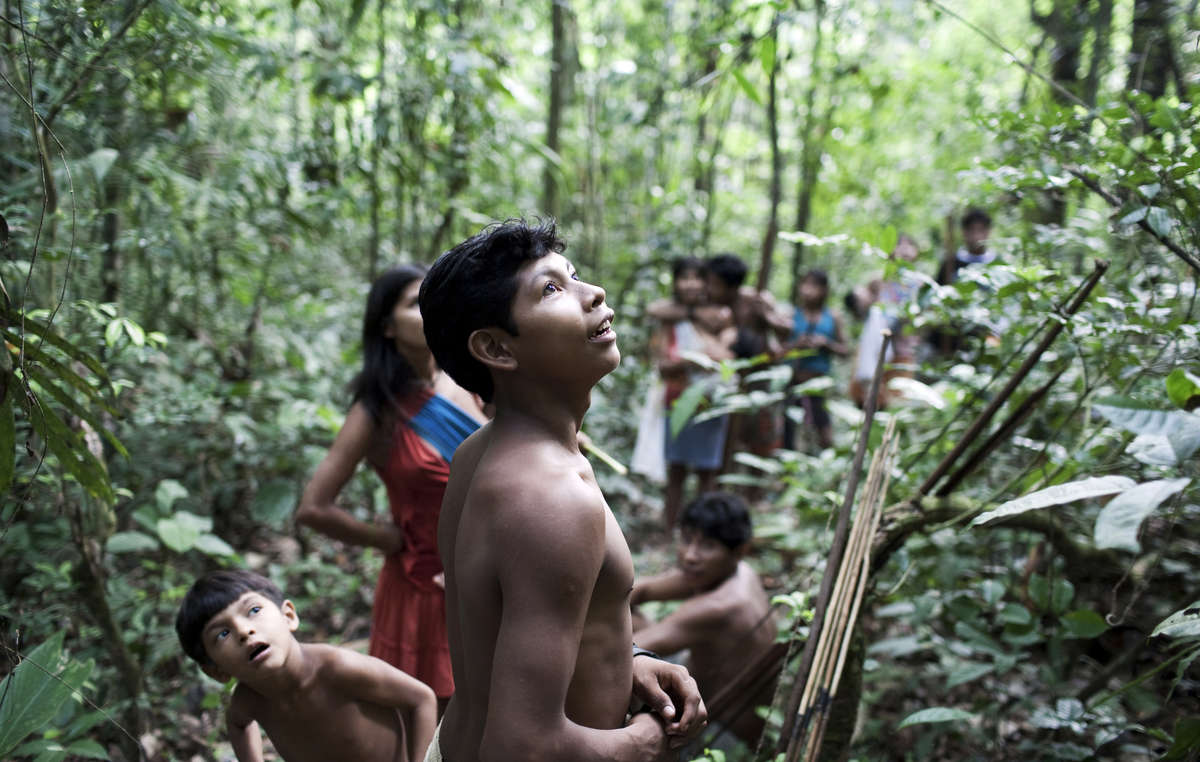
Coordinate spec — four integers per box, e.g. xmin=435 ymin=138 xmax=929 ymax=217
xmin=176 ymin=569 xmax=437 ymax=762
xmin=783 ymin=269 xmax=848 ymax=450
xmin=850 ymin=234 xmax=920 ymax=408
xmin=651 ymin=256 xmax=736 ymax=530
xmin=632 ymin=492 xmax=778 ymax=748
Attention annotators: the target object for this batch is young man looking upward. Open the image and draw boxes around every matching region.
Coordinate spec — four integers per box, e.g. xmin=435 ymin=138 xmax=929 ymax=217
xmin=176 ymin=570 xmax=438 ymax=762
xmin=631 ymin=492 xmax=778 ymax=746
xmin=419 ymin=219 xmax=706 ymax=762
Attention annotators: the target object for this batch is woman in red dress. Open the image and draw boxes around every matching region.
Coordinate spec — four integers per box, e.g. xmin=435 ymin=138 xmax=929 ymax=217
xmin=297 ymin=265 xmax=487 ymax=706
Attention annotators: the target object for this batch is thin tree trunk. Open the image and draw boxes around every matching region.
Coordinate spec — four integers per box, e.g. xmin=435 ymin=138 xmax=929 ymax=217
xmin=366 ymin=0 xmax=387 ymax=279
xmin=1127 ymin=0 xmax=1173 ymax=98
xmin=790 ymin=0 xmax=825 ymax=298
xmin=757 ymin=23 xmax=781 ymax=291
xmin=543 ymin=0 xmax=567 ymax=218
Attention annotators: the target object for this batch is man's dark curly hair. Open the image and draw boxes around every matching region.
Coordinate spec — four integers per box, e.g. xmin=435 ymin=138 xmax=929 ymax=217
xmin=419 ymin=218 xmax=565 ymax=403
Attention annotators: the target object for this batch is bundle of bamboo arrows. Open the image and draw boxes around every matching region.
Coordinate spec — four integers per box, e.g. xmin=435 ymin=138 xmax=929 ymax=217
xmin=785 ymin=417 xmax=897 ymax=762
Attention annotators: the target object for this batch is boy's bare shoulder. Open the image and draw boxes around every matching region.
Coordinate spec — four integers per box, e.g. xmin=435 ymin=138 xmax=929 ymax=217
xmin=470 ymin=442 xmax=605 ymax=547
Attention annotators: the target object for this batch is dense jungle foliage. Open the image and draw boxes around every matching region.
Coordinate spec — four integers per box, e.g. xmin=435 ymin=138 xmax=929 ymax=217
xmin=2 ymin=0 xmax=1199 ymax=759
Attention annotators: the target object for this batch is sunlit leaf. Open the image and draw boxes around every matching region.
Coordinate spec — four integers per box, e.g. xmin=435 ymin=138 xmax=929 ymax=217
xmin=106 ymin=530 xmax=159 ymax=553
xmin=897 ymin=707 xmax=975 ymax=729
xmin=1094 ymin=478 xmax=1191 ymax=552
xmin=1166 ymin=369 xmax=1200 ymax=411
xmin=1152 ymin=601 xmax=1200 ymax=639
xmin=971 ymin=476 xmax=1135 ymax=526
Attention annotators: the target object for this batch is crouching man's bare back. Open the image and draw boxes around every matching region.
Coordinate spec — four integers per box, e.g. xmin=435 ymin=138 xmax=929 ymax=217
xmin=420 ymin=220 xmax=706 ymax=761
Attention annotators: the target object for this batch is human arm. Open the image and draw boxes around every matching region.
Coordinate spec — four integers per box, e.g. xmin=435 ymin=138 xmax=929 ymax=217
xmin=631 ymin=568 xmax=694 ymax=606
xmin=327 ymin=648 xmax=438 ymax=762
xmin=631 ymin=654 xmax=707 ymax=746
xmin=649 ymin=321 xmax=691 ymax=377
xmin=479 ymin=481 xmax=670 ymax=762
xmin=646 ymin=298 xmax=686 ymax=323
xmin=828 ymin=312 xmax=851 ymax=357
xmin=227 ymin=691 xmax=265 ymax=762
xmin=294 ymin=403 xmax=403 ymax=553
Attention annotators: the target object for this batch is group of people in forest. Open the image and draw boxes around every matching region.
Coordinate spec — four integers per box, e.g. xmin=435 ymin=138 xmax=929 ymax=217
xmin=634 ymin=208 xmax=999 ymax=523
xmin=174 ymin=209 xmax=997 ymax=761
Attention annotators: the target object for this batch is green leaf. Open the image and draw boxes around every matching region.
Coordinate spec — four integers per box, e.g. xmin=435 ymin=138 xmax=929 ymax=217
xmin=897 ymin=707 xmax=975 ymax=729
xmin=1 ymin=311 xmax=107 ymax=378
xmin=1166 ymin=369 xmax=1200 ymax=411
xmin=104 ymin=320 xmax=122 ymax=347
xmin=121 ymin=319 xmax=145 ymax=347
xmin=105 ymin=530 xmax=159 ymax=553
xmin=1145 ymin=207 xmax=1175 ymax=238
xmin=971 ymin=476 xmax=1135 ymax=526
xmin=669 ymin=383 xmax=709 ymax=439
xmin=1060 ymin=610 xmax=1109 ymax=639
xmin=998 ymin=603 xmax=1032 ymax=625
xmin=1163 ymin=717 xmax=1200 ymax=760
xmin=0 ymin=632 xmax=94 ymax=757
xmin=1091 ymin=401 xmax=1200 ymax=461
xmin=1094 ymin=478 xmax=1191 ymax=552
xmin=1152 ymin=601 xmax=1200 ymax=639
xmin=156 ymin=511 xmax=210 ymax=553
xmin=155 ymin=479 xmax=189 ymax=511
xmin=759 ymin=34 xmax=776 ymax=75
xmin=731 ymin=67 xmax=763 ymax=105
xmin=1029 ymin=574 xmax=1049 ymax=611
xmin=1118 ymin=207 xmax=1147 ymax=225
xmin=1051 ymin=578 xmax=1075 ymax=614
xmin=195 ymin=533 xmax=236 ymax=557
xmin=946 ymin=662 xmax=994 ymax=688
xmin=252 ymin=480 xmax=298 ymax=526
xmin=25 ymin=399 xmax=113 ymax=502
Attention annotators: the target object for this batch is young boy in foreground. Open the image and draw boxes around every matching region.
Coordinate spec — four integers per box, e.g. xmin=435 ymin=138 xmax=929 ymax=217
xmin=419 ymin=219 xmax=707 ymax=761
xmin=176 ymin=570 xmax=437 ymax=762
xmin=631 ymin=492 xmax=778 ymax=746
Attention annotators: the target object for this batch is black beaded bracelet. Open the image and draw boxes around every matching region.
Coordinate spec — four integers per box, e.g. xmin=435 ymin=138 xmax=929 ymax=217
xmin=632 ymin=645 xmax=661 ymax=660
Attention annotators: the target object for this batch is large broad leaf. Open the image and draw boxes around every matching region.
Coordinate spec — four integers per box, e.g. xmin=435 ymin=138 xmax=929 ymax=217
xmin=156 ymin=511 xmax=211 ymax=553
xmin=105 ymin=530 xmax=159 ymax=553
xmin=1163 ymin=717 xmax=1200 ymax=760
xmin=1152 ymin=601 xmax=1200 ymax=639
xmin=1094 ymin=478 xmax=1191 ymax=552
xmin=0 ymin=632 xmax=94 ymax=756
xmin=971 ymin=476 xmax=1135 ymax=526
xmin=668 ymin=383 xmax=709 ymax=439
xmin=1166 ymin=369 xmax=1200 ymax=411
xmin=1092 ymin=400 xmax=1200 ymax=461
xmin=897 ymin=707 xmax=975 ymax=729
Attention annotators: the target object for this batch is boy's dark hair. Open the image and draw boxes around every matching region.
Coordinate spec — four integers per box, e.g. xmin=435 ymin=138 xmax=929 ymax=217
xmin=671 ymin=255 xmax=705 ymax=281
xmin=681 ymin=491 xmax=752 ymax=550
xmin=420 ymin=218 xmax=565 ymax=403
xmin=961 ymin=207 xmax=992 ymax=229
xmin=350 ymin=264 xmax=428 ymax=423
xmin=705 ymin=254 xmax=748 ymax=289
xmin=176 ymin=570 xmax=286 ymax=666
xmin=803 ymin=269 xmax=830 ymax=292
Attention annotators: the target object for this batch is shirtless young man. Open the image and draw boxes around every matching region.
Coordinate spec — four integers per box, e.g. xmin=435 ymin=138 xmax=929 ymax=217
xmin=419 ymin=219 xmax=707 ymax=761
xmin=632 ymin=492 xmax=778 ymax=745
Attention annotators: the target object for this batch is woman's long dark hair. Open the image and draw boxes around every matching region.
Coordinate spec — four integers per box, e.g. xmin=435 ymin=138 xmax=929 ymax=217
xmin=350 ymin=264 xmax=428 ymax=424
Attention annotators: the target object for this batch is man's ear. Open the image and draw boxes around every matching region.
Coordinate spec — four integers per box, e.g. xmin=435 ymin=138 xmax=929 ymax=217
xmin=468 ymin=328 xmax=518 ymax=373
xmin=202 ymin=663 xmax=231 ymax=683
xmin=281 ymin=600 xmax=299 ymax=633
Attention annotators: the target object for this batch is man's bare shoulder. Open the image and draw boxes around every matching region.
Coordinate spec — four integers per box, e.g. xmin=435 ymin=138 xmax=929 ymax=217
xmin=468 ymin=441 xmax=606 ymax=553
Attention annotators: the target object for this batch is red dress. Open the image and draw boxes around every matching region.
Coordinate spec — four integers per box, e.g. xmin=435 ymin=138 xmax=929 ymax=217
xmin=368 ymin=390 xmax=457 ymax=698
